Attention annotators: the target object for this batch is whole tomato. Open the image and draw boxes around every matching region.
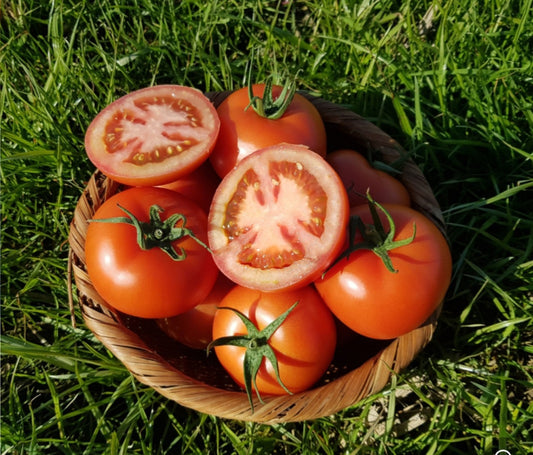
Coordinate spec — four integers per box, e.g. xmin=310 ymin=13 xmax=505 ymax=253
xmin=315 ymin=201 xmax=452 ymax=340
xmin=209 ymin=284 xmax=336 ymax=409
xmin=210 ymin=80 xmax=327 ymax=177
xmin=326 ymin=149 xmax=411 ymax=207
xmin=156 ymin=274 xmax=235 ymax=349
xmin=85 ymin=187 xmax=218 ymax=318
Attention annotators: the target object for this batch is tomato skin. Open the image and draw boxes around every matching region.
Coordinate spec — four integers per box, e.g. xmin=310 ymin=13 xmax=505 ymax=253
xmin=157 ymin=161 xmax=221 ymax=213
xmin=156 ymin=274 xmax=235 ymax=349
xmin=315 ymin=204 xmax=452 ymax=340
xmin=85 ymin=187 xmax=218 ymax=318
xmin=212 ymin=285 xmax=337 ymax=395
xmin=326 ymin=149 xmax=411 ymax=207
xmin=210 ymin=84 xmax=327 ymax=177
xmin=85 ymin=85 xmax=220 ymax=186
xmin=208 ymin=143 xmax=349 ymax=292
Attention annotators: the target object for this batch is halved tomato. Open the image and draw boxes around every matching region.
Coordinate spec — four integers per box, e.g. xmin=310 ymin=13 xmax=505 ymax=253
xmin=85 ymin=85 xmax=220 ymax=186
xmin=208 ymin=143 xmax=349 ymax=292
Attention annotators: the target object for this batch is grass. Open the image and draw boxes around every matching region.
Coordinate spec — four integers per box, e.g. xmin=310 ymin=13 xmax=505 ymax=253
xmin=1 ymin=0 xmax=532 ymax=453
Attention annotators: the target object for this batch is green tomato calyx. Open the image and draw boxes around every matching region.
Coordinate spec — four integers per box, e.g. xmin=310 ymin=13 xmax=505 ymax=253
xmin=245 ymin=62 xmax=297 ymax=120
xmin=332 ymin=193 xmax=416 ymax=273
xmin=207 ymin=301 xmax=299 ymax=413
xmin=89 ymin=204 xmax=210 ymax=261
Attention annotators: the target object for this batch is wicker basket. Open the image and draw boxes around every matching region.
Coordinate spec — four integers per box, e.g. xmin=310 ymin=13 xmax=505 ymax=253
xmin=68 ymin=92 xmax=446 ymax=423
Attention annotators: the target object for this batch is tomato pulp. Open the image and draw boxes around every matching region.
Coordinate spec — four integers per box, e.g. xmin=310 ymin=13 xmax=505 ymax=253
xmin=85 ymin=85 xmax=220 ymax=186
xmin=208 ymin=143 xmax=349 ymax=292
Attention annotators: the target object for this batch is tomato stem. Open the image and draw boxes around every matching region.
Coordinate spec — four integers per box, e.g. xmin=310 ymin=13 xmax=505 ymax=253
xmin=207 ymin=301 xmax=299 ymax=413
xmin=329 ymin=193 xmax=416 ymax=273
xmin=244 ymin=61 xmax=297 ymax=120
xmin=89 ymin=204 xmax=211 ymax=261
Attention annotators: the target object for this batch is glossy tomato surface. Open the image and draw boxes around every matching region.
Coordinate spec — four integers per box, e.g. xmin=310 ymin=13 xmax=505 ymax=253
xmin=326 ymin=149 xmax=411 ymax=207
xmin=85 ymin=85 xmax=220 ymax=186
xmin=211 ymin=285 xmax=337 ymax=395
xmin=85 ymin=187 xmax=218 ymax=318
xmin=156 ymin=274 xmax=235 ymax=349
xmin=208 ymin=143 xmax=349 ymax=292
xmin=315 ymin=204 xmax=452 ymax=340
xmin=210 ymin=84 xmax=327 ymax=177
xmin=157 ymin=161 xmax=221 ymax=213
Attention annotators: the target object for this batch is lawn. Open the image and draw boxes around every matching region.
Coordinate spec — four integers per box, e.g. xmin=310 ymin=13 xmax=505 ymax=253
xmin=1 ymin=0 xmax=532 ymax=453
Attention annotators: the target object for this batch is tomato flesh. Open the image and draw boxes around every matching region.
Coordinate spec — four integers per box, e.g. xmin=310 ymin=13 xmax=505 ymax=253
xmin=225 ymin=162 xmax=327 ymax=268
xmin=208 ymin=143 xmax=349 ymax=292
xmin=85 ymin=85 xmax=220 ymax=186
xmin=104 ymin=98 xmax=200 ymax=164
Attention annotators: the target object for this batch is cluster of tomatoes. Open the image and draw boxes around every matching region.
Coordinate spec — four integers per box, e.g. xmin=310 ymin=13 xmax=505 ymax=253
xmin=83 ymin=83 xmax=452 ymax=409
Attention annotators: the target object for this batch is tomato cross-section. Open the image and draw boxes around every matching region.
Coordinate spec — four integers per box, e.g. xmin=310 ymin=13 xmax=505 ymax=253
xmin=85 ymin=85 xmax=220 ymax=186
xmin=208 ymin=143 xmax=349 ymax=292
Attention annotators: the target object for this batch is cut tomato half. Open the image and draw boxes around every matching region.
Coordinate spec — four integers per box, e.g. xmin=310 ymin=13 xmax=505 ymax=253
xmin=85 ymin=85 xmax=220 ymax=186
xmin=208 ymin=143 xmax=349 ymax=292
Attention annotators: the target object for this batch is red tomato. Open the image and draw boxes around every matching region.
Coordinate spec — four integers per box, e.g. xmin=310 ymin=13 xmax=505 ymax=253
xmin=208 ymin=143 xmax=349 ymax=292
xmin=157 ymin=161 xmax=221 ymax=213
xmin=326 ymin=149 xmax=411 ymax=207
xmin=315 ymin=203 xmax=452 ymax=339
xmin=156 ymin=274 xmax=235 ymax=349
xmin=85 ymin=85 xmax=220 ymax=186
xmin=85 ymin=187 xmax=218 ymax=318
xmin=211 ymin=285 xmax=336 ymax=396
xmin=210 ymin=84 xmax=327 ymax=177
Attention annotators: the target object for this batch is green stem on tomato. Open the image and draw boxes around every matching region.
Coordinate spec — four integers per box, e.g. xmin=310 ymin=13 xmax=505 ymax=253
xmin=207 ymin=301 xmax=299 ymax=413
xmin=244 ymin=60 xmax=297 ymax=120
xmin=328 ymin=193 xmax=416 ymax=273
xmin=89 ymin=204 xmax=211 ymax=261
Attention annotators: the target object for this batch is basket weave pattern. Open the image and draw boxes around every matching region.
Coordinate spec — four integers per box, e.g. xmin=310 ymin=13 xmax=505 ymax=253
xmin=68 ymin=93 xmax=444 ymax=423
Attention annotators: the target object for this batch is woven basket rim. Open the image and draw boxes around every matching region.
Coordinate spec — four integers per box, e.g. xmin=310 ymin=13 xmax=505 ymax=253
xmin=68 ymin=91 xmax=444 ymax=423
